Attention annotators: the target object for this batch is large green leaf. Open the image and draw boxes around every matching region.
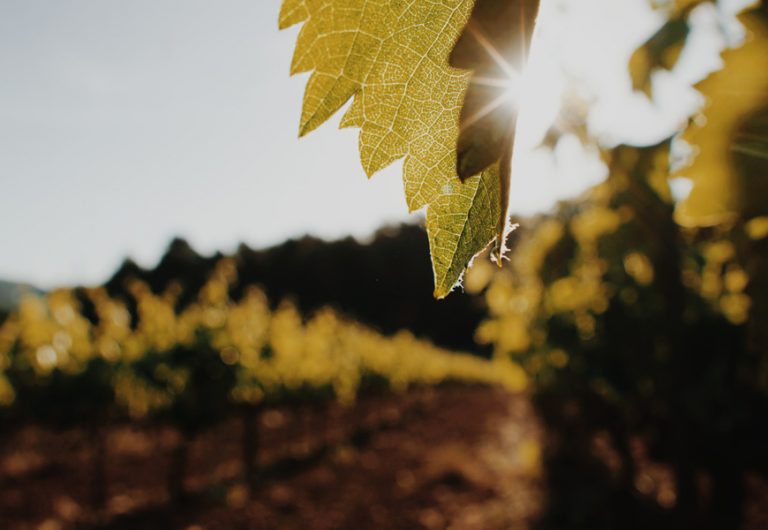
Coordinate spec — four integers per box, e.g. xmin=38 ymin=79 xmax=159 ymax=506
xmin=279 ymin=0 xmax=538 ymax=297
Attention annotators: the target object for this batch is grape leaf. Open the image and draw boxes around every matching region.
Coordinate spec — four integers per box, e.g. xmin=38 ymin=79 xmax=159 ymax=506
xmin=279 ymin=0 xmax=538 ymax=297
xmin=674 ymin=8 xmax=768 ymax=226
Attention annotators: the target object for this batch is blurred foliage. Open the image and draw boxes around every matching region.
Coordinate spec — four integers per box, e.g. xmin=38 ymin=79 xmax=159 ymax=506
xmin=464 ymin=2 xmax=768 ymax=527
xmin=0 ymin=258 xmax=525 ymax=433
xmin=469 ymin=140 xmax=767 ymax=528
xmin=629 ymin=0 xmax=707 ymax=96
xmin=675 ymin=9 xmax=768 ymax=227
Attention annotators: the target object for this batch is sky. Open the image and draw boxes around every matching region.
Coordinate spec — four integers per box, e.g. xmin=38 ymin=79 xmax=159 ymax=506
xmin=0 ymin=0 xmax=746 ymax=288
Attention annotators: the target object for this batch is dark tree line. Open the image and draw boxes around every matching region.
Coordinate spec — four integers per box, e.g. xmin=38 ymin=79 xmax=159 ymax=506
xmin=104 ymin=224 xmax=490 ymax=354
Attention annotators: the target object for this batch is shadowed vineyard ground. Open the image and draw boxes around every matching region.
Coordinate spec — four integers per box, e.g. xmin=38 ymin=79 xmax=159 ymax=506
xmin=2 ymin=386 xmax=768 ymax=530
xmin=1 ymin=387 xmax=542 ymax=530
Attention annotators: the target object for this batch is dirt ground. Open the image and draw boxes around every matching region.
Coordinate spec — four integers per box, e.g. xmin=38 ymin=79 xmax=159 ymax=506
xmin=0 ymin=387 xmax=542 ymax=530
xmin=1 ymin=386 xmax=767 ymax=530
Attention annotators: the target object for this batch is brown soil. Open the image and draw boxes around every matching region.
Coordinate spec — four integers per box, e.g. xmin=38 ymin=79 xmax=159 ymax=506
xmin=0 ymin=387 xmax=542 ymax=530
xmin=2 ymin=386 xmax=767 ymax=530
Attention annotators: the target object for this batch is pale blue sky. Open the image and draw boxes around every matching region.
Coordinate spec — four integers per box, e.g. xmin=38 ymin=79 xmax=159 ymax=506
xmin=0 ymin=1 xmax=418 ymax=286
xmin=0 ymin=0 xmax=745 ymax=287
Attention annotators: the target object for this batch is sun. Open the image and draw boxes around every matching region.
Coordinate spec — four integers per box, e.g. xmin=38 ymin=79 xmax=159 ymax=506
xmin=463 ymin=20 xmax=562 ymax=150
xmin=461 ymin=22 xmax=527 ymax=126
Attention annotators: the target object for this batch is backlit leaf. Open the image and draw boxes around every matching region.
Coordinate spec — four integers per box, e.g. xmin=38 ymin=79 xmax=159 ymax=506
xmin=279 ymin=0 xmax=538 ymax=297
xmin=428 ymin=160 xmax=507 ymax=298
